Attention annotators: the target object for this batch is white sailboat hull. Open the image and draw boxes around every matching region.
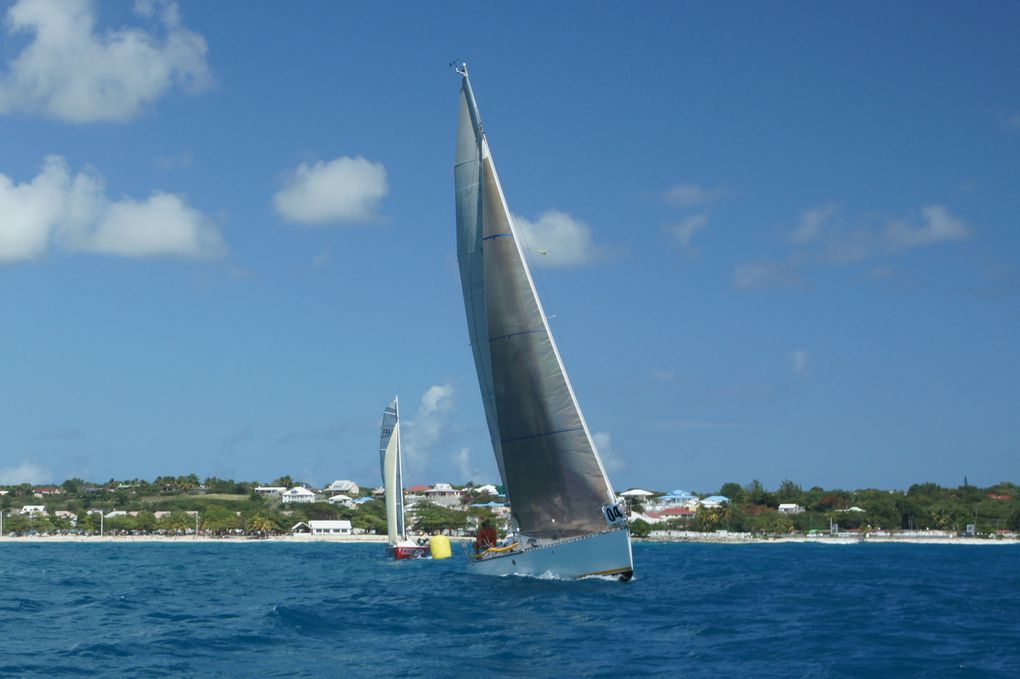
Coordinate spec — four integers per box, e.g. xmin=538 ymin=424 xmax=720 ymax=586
xmin=469 ymin=528 xmax=633 ymax=580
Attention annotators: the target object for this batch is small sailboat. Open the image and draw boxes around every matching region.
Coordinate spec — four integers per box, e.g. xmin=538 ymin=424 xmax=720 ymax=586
xmin=453 ymin=65 xmax=633 ymax=580
xmin=379 ymin=397 xmax=429 ymax=560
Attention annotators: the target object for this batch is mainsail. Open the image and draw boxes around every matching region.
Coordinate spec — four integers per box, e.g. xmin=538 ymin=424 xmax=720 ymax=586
xmin=455 ymin=69 xmax=617 ymax=539
xmin=379 ymin=397 xmax=405 ymax=544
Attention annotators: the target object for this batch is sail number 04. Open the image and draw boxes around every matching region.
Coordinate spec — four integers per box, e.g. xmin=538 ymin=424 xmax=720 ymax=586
xmin=602 ymin=503 xmax=627 ymax=527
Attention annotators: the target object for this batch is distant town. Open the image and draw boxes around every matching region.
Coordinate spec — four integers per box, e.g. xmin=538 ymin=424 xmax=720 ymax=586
xmin=1 ymin=476 xmax=1018 ymax=541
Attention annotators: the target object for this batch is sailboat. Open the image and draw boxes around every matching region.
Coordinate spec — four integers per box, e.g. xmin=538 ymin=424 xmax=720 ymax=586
xmin=379 ymin=397 xmax=429 ymax=560
xmin=453 ymin=65 xmax=633 ymax=581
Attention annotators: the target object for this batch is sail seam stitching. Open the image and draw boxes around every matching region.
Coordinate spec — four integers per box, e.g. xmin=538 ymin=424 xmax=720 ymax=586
xmin=501 ymin=426 xmax=583 ymax=444
xmin=488 ymin=329 xmax=543 ymax=342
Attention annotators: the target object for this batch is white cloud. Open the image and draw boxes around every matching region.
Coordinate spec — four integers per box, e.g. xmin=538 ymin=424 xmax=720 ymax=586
xmin=0 ymin=155 xmax=223 ymax=264
xmin=402 ymin=383 xmax=455 ymax=474
xmin=791 ymin=349 xmax=809 ymax=376
xmin=0 ymin=459 xmax=51 ymax=484
xmin=733 ymin=258 xmax=810 ymax=291
xmin=791 ymin=204 xmax=838 ymax=245
xmin=663 ymin=182 xmax=722 ymax=208
xmin=884 ymin=205 xmax=970 ymax=251
xmin=665 ymin=213 xmax=708 ymax=249
xmin=512 ymin=210 xmax=600 ymax=267
xmin=311 ymin=247 xmax=331 ymax=268
xmin=453 ymin=447 xmax=481 ymax=482
xmin=592 ymin=431 xmax=625 ymax=472
xmin=0 ymin=0 xmax=210 ymax=123
xmin=650 ymin=368 xmax=677 ymax=383
xmin=274 ymin=156 xmax=388 ymax=224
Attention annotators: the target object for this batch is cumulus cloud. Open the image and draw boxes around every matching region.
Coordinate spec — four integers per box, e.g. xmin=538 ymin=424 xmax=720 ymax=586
xmin=733 ymin=258 xmax=810 ymax=291
xmin=274 ymin=156 xmax=388 ymax=224
xmin=0 ymin=155 xmax=224 ymax=264
xmin=884 ymin=205 xmax=970 ymax=251
xmin=650 ymin=368 xmax=677 ymax=383
xmin=665 ymin=213 xmax=708 ymax=250
xmin=512 ymin=210 xmax=601 ymax=267
xmin=790 ymin=349 xmax=809 ymax=376
xmin=0 ymin=0 xmax=211 ymax=123
xmin=453 ymin=447 xmax=481 ymax=482
xmin=790 ymin=204 xmax=838 ymax=245
xmin=592 ymin=431 xmax=625 ymax=472
xmin=663 ymin=182 xmax=723 ymax=208
xmin=735 ymin=204 xmax=972 ymax=289
xmin=0 ymin=459 xmax=51 ymax=484
xmin=402 ymin=383 xmax=455 ymax=473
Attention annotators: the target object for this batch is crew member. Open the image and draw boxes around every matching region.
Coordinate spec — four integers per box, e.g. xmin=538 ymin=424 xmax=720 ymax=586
xmin=475 ymin=519 xmax=498 ymax=553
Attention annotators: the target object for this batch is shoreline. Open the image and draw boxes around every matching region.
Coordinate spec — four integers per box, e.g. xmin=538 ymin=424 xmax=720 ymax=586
xmin=0 ymin=534 xmax=1015 ymax=545
xmin=638 ymin=535 xmax=1019 ymax=545
xmin=0 ymin=534 xmax=474 ymax=544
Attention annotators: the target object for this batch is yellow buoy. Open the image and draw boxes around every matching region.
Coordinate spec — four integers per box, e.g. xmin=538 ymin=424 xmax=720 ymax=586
xmin=429 ymin=535 xmax=452 ymax=560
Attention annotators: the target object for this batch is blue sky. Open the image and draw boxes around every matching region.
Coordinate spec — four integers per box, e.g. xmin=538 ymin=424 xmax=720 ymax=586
xmin=1 ymin=0 xmax=1018 ymax=492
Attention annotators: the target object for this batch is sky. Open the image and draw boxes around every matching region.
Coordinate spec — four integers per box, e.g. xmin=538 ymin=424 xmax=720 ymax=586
xmin=1 ymin=0 xmax=1018 ymax=493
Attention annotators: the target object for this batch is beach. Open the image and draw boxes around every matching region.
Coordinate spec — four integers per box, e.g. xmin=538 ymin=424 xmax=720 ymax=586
xmin=1 ymin=533 xmax=1014 ymax=545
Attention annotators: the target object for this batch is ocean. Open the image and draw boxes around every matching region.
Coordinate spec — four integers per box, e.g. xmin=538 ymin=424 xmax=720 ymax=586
xmin=1 ymin=541 xmax=1018 ymax=677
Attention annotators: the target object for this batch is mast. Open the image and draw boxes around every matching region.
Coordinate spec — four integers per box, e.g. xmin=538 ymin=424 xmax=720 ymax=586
xmin=394 ymin=396 xmax=406 ymax=541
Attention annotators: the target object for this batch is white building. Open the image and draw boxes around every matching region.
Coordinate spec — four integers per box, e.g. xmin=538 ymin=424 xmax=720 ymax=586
xmin=325 ymin=480 xmax=360 ymax=495
xmin=19 ymin=505 xmax=46 ymax=515
xmin=473 ymin=484 xmax=500 ymax=496
xmin=778 ymin=503 xmax=805 ymax=514
xmin=327 ymin=494 xmax=355 ymax=508
xmin=291 ymin=520 xmax=353 ymax=535
xmin=620 ymin=488 xmax=655 ymax=498
xmin=254 ymin=486 xmax=287 ymax=496
xmin=54 ymin=510 xmax=78 ymax=525
xmin=424 ymin=482 xmax=461 ymax=508
xmin=281 ymin=487 xmax=317 ymax=504
xmin=651 ymin=491 xmax=700 ymax=512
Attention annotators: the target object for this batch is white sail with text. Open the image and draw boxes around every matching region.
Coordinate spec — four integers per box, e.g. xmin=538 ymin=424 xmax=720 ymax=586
xmin=379 ymin=397 xmax=405 ymax=545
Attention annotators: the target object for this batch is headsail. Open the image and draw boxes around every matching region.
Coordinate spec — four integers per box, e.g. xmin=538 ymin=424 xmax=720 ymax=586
xmin=455 ymin=70 xmax=617 ymax=539
xmin=379 ymin=397 xmax=404 ymax=544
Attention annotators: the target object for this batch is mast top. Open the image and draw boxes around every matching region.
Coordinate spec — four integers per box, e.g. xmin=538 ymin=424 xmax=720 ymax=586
xmin=453 ymin=61 xmax=469 ymax=78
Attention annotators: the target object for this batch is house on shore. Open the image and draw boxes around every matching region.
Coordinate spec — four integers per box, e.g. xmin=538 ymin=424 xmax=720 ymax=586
xmin=425 ymin=483 xmax=461 ymax=508
xmin=291 ymin=520 xmax=353 ymax=536
xmin=281 ymin=487 xmax=318 ymax=504
xmin=254 ymin=486 xmax=287 ymax=497
xmin=325 ymin=480 xmax=360 ymax=495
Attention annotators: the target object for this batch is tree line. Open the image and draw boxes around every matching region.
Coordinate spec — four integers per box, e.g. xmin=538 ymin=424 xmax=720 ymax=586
xmin=628 ymin=479 xmax=1020 ymax=537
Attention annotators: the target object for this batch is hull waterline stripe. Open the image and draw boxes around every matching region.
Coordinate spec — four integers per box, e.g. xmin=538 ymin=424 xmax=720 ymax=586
xmin=578 ymin=567 xmax=633 ymax=578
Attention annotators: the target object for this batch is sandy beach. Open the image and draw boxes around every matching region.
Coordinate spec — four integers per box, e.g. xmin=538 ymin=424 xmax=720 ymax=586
xmin=0 ymin=533 xmax=1015 ymax=545
xmin=0 ymin=534 xmax=474 ymax=544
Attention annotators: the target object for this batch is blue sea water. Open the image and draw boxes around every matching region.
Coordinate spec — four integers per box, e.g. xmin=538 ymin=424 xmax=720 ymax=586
xmin=1 ymin=542 xmax=1018 ymax=677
